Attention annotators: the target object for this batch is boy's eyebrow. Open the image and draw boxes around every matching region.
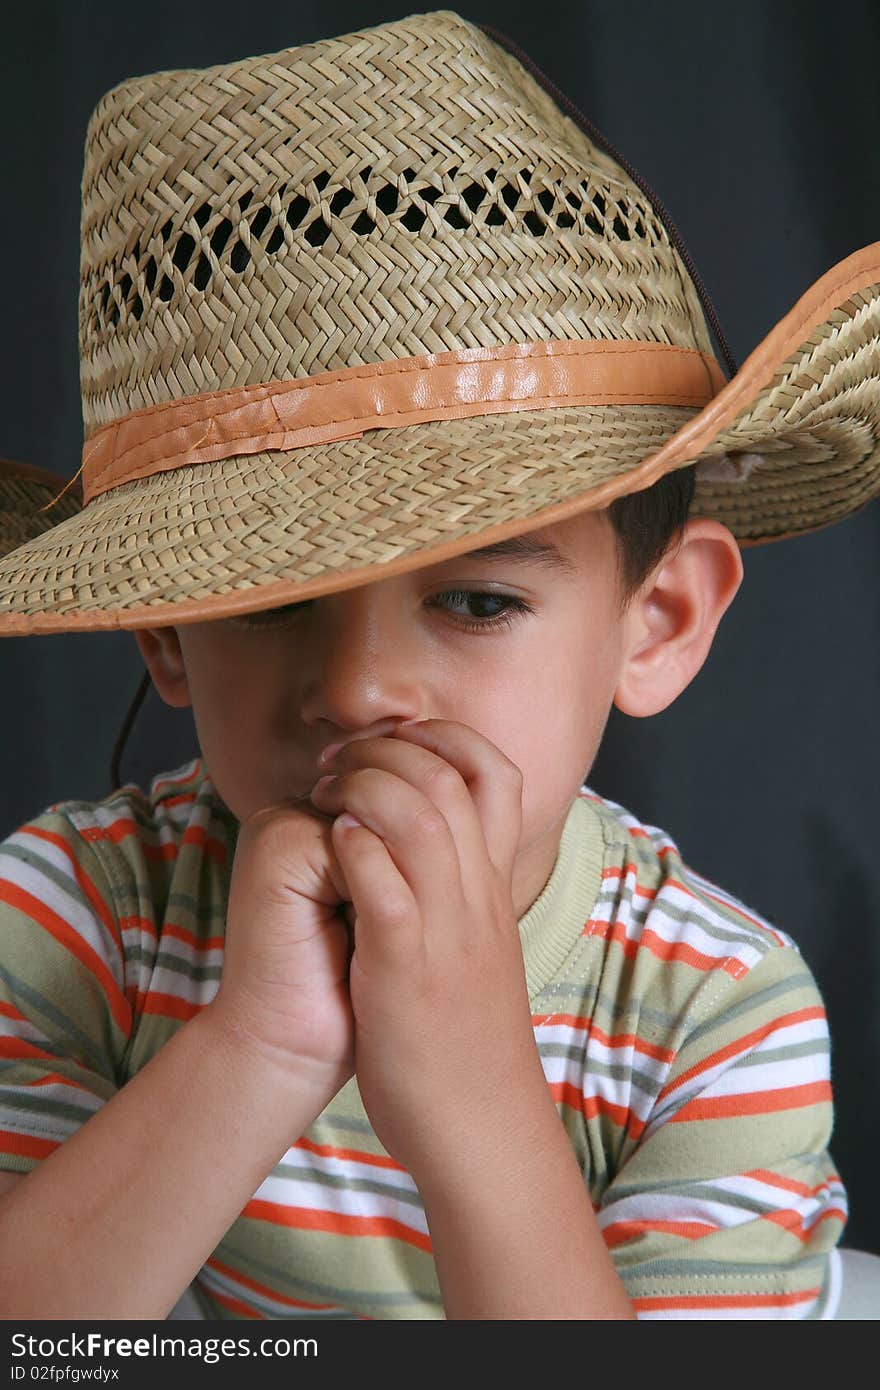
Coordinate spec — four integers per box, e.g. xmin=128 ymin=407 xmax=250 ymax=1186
xmin=450 ymin=535 xmax=579 ymax=574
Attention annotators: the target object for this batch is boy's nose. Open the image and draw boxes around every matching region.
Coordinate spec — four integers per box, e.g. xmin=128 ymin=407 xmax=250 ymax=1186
xmin=300 ymin=587 xmax=425 ymax=739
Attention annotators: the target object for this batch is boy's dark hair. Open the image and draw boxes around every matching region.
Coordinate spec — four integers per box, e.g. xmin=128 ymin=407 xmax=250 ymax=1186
xmin=606 ymin=462 xmax=697 ymax=609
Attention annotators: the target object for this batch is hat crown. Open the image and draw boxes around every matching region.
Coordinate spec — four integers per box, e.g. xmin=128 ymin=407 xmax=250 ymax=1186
xmin=79 ymin=8 xmax=712 ymax=435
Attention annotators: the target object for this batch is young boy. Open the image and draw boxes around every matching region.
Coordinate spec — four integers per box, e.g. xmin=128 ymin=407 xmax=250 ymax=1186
xmin=0 ymin=10 xmax=875 ymax=1319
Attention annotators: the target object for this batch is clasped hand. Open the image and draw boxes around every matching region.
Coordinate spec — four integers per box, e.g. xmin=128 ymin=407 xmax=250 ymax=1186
xmin=213 ymin=719 xmax=543 ymax=1183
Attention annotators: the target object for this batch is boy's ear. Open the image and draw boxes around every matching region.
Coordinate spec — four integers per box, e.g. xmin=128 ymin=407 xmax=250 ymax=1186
xmin=613 ymin=519 xmax=744 ymax=718
xmin=132 ymin=627 xmax=192 ymax=709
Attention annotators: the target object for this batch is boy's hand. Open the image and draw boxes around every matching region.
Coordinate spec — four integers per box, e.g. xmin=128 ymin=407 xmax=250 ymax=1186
xmin=208 ymin=798 xmax=357 ymax=1100
xmin=309 ymin=721 xmax=546 ymax=1180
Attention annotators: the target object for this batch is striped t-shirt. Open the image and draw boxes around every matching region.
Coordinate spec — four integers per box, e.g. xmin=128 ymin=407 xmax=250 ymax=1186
xmin=0 ymin=758 xmax=846 ymax=1319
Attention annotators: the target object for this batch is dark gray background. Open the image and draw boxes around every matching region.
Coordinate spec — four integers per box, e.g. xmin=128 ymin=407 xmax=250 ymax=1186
xmin=2 ymin=1 xmax=878 ymax=1253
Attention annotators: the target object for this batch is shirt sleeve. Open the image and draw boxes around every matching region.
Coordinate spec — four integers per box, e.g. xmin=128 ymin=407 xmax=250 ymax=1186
xmin=597 ymin=943 xmax=848 ymax=1319
xmin=0 ymin=806 xmax=133 ymax=1171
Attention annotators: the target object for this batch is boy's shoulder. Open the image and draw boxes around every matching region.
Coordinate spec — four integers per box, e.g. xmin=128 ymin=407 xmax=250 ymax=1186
xmin=577 ymin=782 xmax=802 ymax=985
xmin=1 ymin=758 xmax=237 ymax=921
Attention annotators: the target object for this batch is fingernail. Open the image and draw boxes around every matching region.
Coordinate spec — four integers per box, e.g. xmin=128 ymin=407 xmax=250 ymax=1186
xmin=311 ymin=775 xmax=336 ymax=794
xmin=319 ymin=742 xmax=343 ymax=767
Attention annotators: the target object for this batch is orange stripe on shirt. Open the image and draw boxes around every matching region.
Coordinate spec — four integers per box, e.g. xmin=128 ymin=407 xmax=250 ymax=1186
xmin=0 ymin=1037 xmax=56 ymax=1063
xmin=762 ymin=1205 xmax=847 ymax=1244
xmin=139 ymin=992 xmax=205 ymax=1023
xmin=19 ymin=825 xmax=124 ymax=961
xmin=0 ymin=881 xmax=131 ymax=1035
xmin=244 ymin=1199 xmax=433 ymax=1254
xmin=0 ymin=1129 xmax=59 ymax=1159
xmin=294 ymin=1134 xmax=407 ymax=1172
xmin=668 ymin=1080 xmax=832 ymax=1123
xmin=584 ymin=918 xmax=748 ymax=979
xmin=597 ymin=848 xmax=786 ymax=945
xmin=159 ymin=923 xmax=225 ymax=952
xmin=150 ymin=762 xmax=203 ymax=793
xmin=549 ymin=1080 xmax=645 ymax=1140
xmin=598 ymin=864 xmax=659 ymax=904
xmin=745 ymin=1168 xmax=835 ymax=1199
xmin=78 ymin=816 xmax=227 ymax=867
xmin=657 ymin=1006 xmax=827 ymax=1102
xmin=532 ymin=1012 xmax=676 ymax=1065
xmin=180 ymin=825 xmax=229 ymax=863
xmin=25 ymin=1072 xmax=98 ymax=1094
xmin=602 ymin=1219 xmax=718 ymax=1249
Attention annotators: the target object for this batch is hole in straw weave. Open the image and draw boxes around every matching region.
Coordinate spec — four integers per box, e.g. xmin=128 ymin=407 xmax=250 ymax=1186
xmin=210 ymin=219 xmax=233 ymax=256
xmin=230 ymin=239 xmax=251 ymax=271
xmin=286 ymin=196 xmax=310 ymax=230
xmin=443 ymin=203 xmax=468 ymax=229
xmin=193 ymin=253 xmax=211 ymax=290
xmin=173 ymin=233 xmax=195 ymax=272
xmin=401 ymin=205 xmax=426 ymax=232
xmin=87 ymin=156 xmax=669 ymax=334
xmin=304 ymin=216 xmax=332 ymax=247
xmin=461 ymin=181 xmax=486 ymax=212
xmin=352 ymin=211 xmax=375 ymax=235
xmin=376 ymin=185 xmax=398 ymax=214
xmin=329 ymin=188 xmax=354 ymax=216
xmin=250 ymin=205 xmax=272 ymax=238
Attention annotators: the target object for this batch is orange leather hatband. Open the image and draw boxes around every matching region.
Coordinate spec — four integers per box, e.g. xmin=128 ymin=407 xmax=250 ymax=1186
xmin=81 ymin=339 xmax=726 ymax=504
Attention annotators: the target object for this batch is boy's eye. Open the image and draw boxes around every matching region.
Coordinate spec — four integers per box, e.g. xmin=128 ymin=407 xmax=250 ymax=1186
xmin=428 ymin=589 xmax=534 ymax=632
xmin=229 ymin=589 xmax=534 ymax=632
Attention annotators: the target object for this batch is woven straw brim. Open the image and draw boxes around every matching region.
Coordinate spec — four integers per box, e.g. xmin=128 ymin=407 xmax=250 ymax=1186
xmin=0 ymin=404 xmax=701 ymax=633
xmin=0 ymin=461 xmax=83 ymax=561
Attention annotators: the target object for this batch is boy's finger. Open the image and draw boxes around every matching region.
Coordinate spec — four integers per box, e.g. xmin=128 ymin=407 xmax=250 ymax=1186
xmin=391 ymin=719 xmax=523 ymax=883
xmin=317 ymin=722 xmax=519 ymax=891
xmin=315 ymin=766 xmax=467 ymax=927
xmin=330 ymin=816 xmax=424 ymax=971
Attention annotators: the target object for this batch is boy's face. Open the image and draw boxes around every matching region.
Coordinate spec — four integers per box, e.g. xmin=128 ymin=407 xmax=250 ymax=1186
xmin=135 ymin=511 xmax=646 ymax=917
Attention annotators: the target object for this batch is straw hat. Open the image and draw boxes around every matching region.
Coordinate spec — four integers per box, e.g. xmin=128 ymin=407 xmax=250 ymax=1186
xmin=0 ymin=8 xmax=877 ymax=636
xmin=0 ymin=460 xmax=83 ymax=562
